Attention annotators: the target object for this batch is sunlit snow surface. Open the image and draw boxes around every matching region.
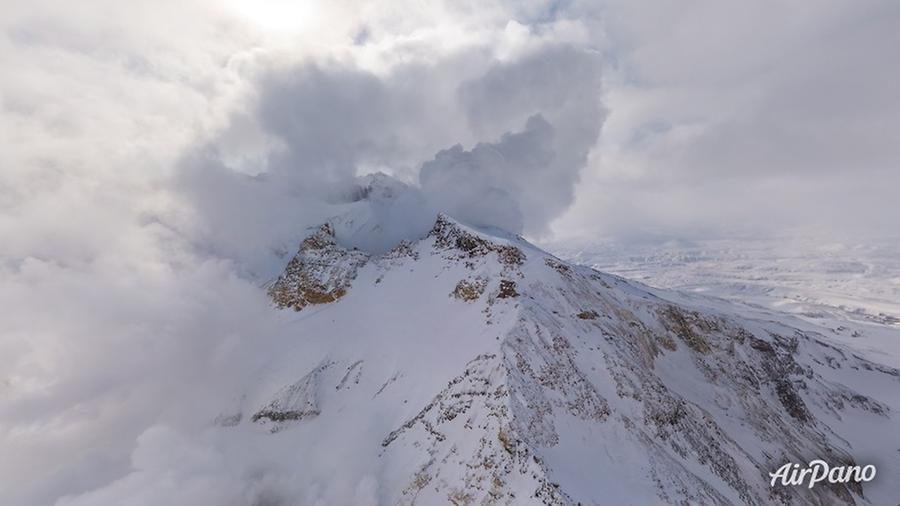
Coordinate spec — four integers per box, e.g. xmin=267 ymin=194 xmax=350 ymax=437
xmin=548 ymin=237 xmax=900 ymax=369
xmin=54 ymin=220 xmax=900 ymax=505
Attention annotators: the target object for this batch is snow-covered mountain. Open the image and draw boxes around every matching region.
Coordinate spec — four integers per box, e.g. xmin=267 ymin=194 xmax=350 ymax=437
xmin=219 ymin=213 xmax=899 ymax=505
xmin=549 ymin=238 xmax=900 ymax=330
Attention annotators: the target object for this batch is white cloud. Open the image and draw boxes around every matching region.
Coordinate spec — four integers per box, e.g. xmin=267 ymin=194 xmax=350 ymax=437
xmin=2 ymin=0 xmax=898 ymax=504
xmin=552 ymin=0 xmax=900 ymax=241
xmin=0 ymin=1 xmax=603 ymax=504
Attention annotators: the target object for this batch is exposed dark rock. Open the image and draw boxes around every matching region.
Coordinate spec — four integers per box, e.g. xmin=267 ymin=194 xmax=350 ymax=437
xmin=576 ymin=310 xmax=599 ymax=320
xmin=497 ymin=280 xmax=518 ymax=299
xmin=660 ymin=306 xmax=712 ymax=354
xmin=268 ymin=224 xmax=368 ymax=311
xmin=452 ymin=278 xmax=488 ymax=302
xmin=430 ymin=214 xmax=525 ymax=267
xmin=252 ymin=363 xmax=329 ymax=431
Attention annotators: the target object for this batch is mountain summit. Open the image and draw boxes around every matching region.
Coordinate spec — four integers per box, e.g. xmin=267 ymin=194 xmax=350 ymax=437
xmin=222 ymin=214 xmax=898 ymax=505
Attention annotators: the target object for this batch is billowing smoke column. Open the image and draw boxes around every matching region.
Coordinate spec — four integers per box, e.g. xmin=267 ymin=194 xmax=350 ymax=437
xmin=0 ymin=11 xmax=606 ymax=504
xmin=179 ymin=44 xmax=605 ymax=268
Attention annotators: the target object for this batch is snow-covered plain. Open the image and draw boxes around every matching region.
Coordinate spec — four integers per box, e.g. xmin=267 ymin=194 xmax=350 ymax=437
xmin=549 ymin=237 xmax=900 ymax=370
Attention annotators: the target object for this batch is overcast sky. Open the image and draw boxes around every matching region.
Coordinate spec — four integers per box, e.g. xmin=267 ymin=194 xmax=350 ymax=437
xmin=4 ymin=0 xmax=898 ymax=251
xmin=2 ymin=1 xmax=899 ymax=504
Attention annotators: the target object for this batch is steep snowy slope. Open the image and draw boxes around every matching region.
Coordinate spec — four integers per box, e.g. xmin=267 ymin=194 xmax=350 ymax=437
xmin=220 ymin=215 xmax=900 ymax=505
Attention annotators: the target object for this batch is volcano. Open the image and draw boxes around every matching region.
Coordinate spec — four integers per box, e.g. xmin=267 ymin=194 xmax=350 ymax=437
xmin=217 ymin=213 xmax=899 ymax=505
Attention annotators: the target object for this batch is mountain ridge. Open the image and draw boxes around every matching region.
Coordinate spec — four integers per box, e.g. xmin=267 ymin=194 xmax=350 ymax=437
xmin=223 ymin=213 xmax=899 ymax=505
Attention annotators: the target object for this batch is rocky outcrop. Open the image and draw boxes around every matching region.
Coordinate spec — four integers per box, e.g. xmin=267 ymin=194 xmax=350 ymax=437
xmin=429 ymin=214 xmax=525 ymax=268
xmin=252 ymin=362 xmax=331 ymax=432
xmin=383 ymin=354 xmax=571 ymax=505
xmin=250 ymin=214 xmax=899 ymax=504
xmin=268 ymin=223 xmax=369 ymax=311
xmin=452 ymin=277 xmax=488 ymax=301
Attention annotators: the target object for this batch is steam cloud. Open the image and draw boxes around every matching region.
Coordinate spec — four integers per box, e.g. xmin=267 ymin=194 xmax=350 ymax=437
xmin=171 ymin=43 xmax=604 ymax=271
xmin=3 ymin=0 xmax=899 ymax=505
xmin=1 ymin=3 xmax=603 ymax=505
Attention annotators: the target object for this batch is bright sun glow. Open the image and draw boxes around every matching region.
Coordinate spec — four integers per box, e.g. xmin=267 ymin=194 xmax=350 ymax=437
xmin=227 ymin=0 xmax=319 ymax=33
